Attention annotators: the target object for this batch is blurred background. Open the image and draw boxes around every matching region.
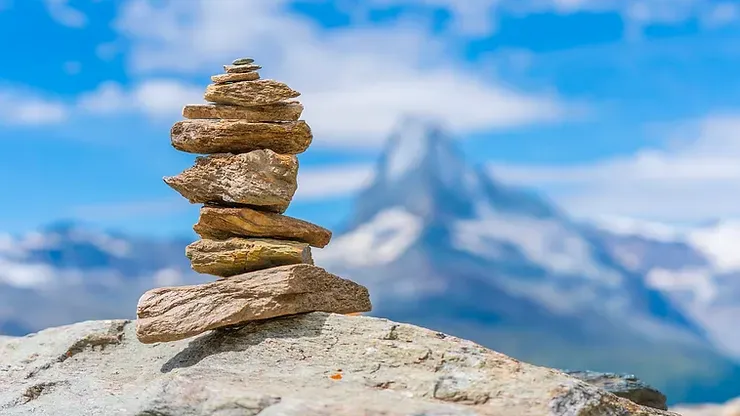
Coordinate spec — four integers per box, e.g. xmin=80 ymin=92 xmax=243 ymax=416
xmin=2 ymin=0 xmax=740 ymax=410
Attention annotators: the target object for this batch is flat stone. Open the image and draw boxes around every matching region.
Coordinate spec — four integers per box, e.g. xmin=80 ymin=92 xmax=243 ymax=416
xmin=194 ymin=206 xmax=332 ymax=247
xmin=232 ymin=57 xmax=255 ymax=65
xmin=163 ymin=150 xmax=298 ymax=213
xmin=171 ymin=120 xmax=312 ymax=155
xmin=211 ymin=72 xmax=260 ymax=84
xmin=182 ymin=102 xmax=304 ymax=121
xmin=205 ymin=79 xmax=300 ymax=106
xmin=135 ymin=264 xmax=373 ymax=343
xmin=223 ymin=64 xmax=262 ymax=74
xmin=186 ymin=237 xmax=313 ymax=277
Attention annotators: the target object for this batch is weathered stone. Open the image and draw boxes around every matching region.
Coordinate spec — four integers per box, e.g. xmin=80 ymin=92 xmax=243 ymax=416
xmin=186 ymin=237 xmax=313 ymax=277
xmin=194 ymin=206 xmax=332 ymax=247
xmin=565 ymin=370 xmax=668 ymax=410
xmin=0 ymin=314 xmax=677 ymax=415
xmin=211 ymin=71 xmax=260 ymax=84
xmin=171 ymin=120 xmax=312 ymax=155
xmin=182 ymin=102 xmax=304 ymax=121
xmin=232 ymin=57 xmax=255 ymax=65
xmin=163 ymin=150 xmax=298 ymax=213
xmin=135 ymin=265 xmax=372 ymax=343
xmin=223 ymin=64 xmax=262 ymax=73
xmin=204 ymin=79 xmax=300 ymax=106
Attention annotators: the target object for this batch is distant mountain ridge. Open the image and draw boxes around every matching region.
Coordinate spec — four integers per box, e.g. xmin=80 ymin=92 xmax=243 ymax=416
xmin=2 ymin=117 xmax=740 ymax=405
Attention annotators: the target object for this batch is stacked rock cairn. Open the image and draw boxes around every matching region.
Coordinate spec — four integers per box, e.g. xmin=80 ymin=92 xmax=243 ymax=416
xmin=135 ymin=57 xmax=372 ymax=344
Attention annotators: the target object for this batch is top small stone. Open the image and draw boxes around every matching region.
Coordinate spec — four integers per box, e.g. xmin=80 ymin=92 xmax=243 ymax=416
xmin=232 ymin=57 xmax=255 ymax=66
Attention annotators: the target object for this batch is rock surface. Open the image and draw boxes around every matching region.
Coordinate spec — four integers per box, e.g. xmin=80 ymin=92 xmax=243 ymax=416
xmin=564 ymin=370 xmax=667 ymax=410
xmin=194 ymin=206 xmax=332 ymax=247
xmin=186 ymin=237 xmax=313 ymax=277
xmin=0 ymin=313 xmax=677 ymax=415
xmin=171 ymin=120 xmax=312 ymax=155
xmin=223 ymin=64 xmax=262 ymax=73
xmin=163 ymin=150 xmax=298 ymax=213
xmin=182 ymin=102 xmax=304 ymax=121
xmin=232 ymin=57 xmax=255 ymax=65
xmin=205 ymin=79 xmax=300 ymax=106
xmin=136 ymin=265 xmax=371 ymax=343
xmin=211 ymin=72 xmax=260 ymax=84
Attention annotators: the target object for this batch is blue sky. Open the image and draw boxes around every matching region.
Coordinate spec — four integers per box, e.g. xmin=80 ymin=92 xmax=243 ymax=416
xmin=1 ymin=0 xmax=740 ymax=237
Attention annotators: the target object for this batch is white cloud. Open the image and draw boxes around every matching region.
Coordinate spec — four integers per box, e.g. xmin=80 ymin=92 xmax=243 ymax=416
xmin=296 ymin=164 xmax=375 ymax=201
xmin=109 ymin=0 xmax=574 ymax=147
xmin=0 ymin=87 xmax=69 ymax=126
xmin=490 ymin=113 xmax=740 ymax=222
xmin=44 ymin=0 xmax=87 ymax=28
xmin=76 ymin=80 xmax=203 ymax=118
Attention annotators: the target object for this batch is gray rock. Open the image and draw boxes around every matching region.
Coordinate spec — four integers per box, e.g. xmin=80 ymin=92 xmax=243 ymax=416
xmin=232 ymin=57 xmax=255 ymax=65
xmin=163 ymin=150 xmax=298 ymax=213
xmin=0 ymin=314 xmax=678 ymax=415
xmin=223 ymin=64 xmax=262 ymax=74
xmin=564 ymin=370 xmax=667 ymax=410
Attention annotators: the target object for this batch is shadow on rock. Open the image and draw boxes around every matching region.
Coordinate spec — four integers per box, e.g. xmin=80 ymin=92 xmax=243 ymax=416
xmin=160 ymin=312 xmax=330 ymax=373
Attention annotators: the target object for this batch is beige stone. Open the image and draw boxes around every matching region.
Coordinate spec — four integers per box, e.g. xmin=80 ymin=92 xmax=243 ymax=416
xmin=186 ymin=237 xmax=313 ymax=277
xmin=135 ymin=264 xmax=372 ymax=343
xmin=223 ymin=64 xmax=262 ymax=73
xmin=163 ymin=150 xmax=298 ymax=213
xmin=194 ymin=206 xmax=332 ymax=247
xmin=182 ymin=102 xmax=303 ymax=121
xmin=211 ymin=72 xmax=260 ymax=84
xmin=171 ymin=120 xmax=312 ymax=155
xmin=204 ymin=79 xmax=300 ymax=107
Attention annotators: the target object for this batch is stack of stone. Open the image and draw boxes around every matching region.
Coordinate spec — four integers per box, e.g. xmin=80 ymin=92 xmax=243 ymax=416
xmin=135 ymin=58 xmax=372 ymax=344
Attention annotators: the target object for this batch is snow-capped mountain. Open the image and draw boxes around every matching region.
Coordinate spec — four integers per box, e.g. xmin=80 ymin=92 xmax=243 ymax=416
xmin=588 ymin=216 xmax=740 ymax=359
xmin=0 ymin=221 xmax=208 ymax=335
xmin=314 ymin=116 xmax=740 ymax=405
xmin=2 ymin=116 xmax=740 ymax=405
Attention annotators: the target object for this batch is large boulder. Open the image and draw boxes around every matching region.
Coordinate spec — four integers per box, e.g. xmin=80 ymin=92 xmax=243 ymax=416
xmin=0 ymin=313 xmax=678 ymax=415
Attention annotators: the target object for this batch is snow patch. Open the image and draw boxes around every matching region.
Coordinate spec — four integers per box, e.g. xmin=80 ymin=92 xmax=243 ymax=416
xmin=314 ymin=207 xmax=423 ymax=267
xmin=687 ymin=220 xmax=740 ymax=272
xmin=455 ymin=206 xmax=623 ymax=286
xmin=593 ymin=215 xmax=685 ymax=242
xmin=646 ymin=268 xmax=717 ymax=304
xmin=385 ymin=122 xmax=428 ymax=180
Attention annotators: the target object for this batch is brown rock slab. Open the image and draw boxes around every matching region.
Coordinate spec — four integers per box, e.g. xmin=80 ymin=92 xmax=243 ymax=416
xmin=204 ymin=79 xmax=300 ymax=107
xmin=211 ymin=72 xmax=260 ymax=84
xmin=223 ymin=64 xmax=262 ymax=73
xmin=182 ymin=102 xmax=303 ymax=121
xmin=171 ymin=120 xmax=312 ymax=155
xmin=163 ymin=150 xmax=298 ymax=213
xmin=194 ymin=206 xmax=332 ymax=248
xmin=135 ymin=264 xmax=373 ymax=343
xmin=186 ymin=237 xmax=313 ymax=277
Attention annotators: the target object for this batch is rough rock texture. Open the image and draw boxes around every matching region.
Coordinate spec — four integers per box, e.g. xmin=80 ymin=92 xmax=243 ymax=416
xmin=182 ymin=102 xmax=303 ymax=121
xmin=211 ymin=72 xmax=260 ymax=84
xmin=204 ymin=79 xmax=300 ymax=106
xmin=136 ymin=265 xmax=372 ymax=343
xmin=194 ymin=206 xmax=332 ymax=247
xmin=565 ymin=371 xmax=667 ymax=410
xmin=186 ymin=237 xmax=313 ymax=277
xmin=171 ymin=120 xmax=312 ymax=155
xmin=163 ymin=150 xmax=298 ymax=213
xmin=0 ymin=314 xmax=677 ymax=415
xmin=223 ymin=64 xmax=262 ymax=73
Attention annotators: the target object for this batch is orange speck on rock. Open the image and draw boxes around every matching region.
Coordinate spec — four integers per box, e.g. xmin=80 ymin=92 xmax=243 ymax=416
xmin=330 ymin=373 xmax=343 ymax=380
xmin=345 ymin=312 xmax=362 ymax=316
